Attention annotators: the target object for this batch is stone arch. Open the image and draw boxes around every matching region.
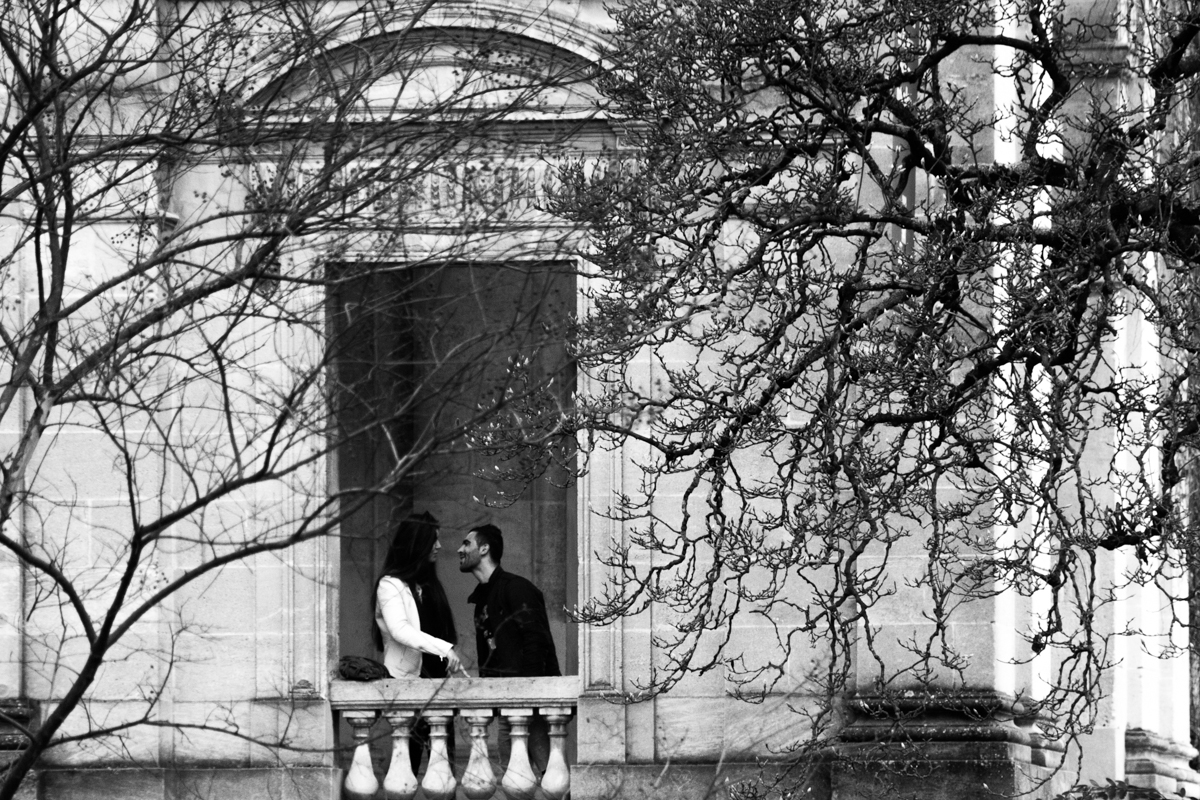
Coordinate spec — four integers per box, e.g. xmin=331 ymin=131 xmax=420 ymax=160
xmin=247 ymin=1 xmax=611 ymax=114
xmin=329 ymin=0 xmax=610 ymax=66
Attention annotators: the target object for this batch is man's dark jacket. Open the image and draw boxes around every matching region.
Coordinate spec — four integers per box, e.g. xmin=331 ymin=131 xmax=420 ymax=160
xmin=467 ymin=567 xmax=560 ymax=677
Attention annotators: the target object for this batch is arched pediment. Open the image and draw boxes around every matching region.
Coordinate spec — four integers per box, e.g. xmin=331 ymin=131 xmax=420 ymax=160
xmin=222 ymin=1 xmax=617 ymax=249
xmin=348 ymin=27 xmax=602 ymax=120
xmin=248 ymin=2 xmax=610 ymax=121
xmin=336 ymin=0 xmax=610 ymax=65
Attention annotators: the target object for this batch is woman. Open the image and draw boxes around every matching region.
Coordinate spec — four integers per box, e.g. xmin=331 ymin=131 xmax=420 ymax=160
xmin=373 ymin=512 xmax=462 ymax=773
xmin=373 ymin=511 xmax=462 ymax=679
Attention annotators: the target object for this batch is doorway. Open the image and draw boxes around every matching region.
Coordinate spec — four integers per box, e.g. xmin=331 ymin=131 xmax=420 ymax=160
xmin=331 ymin=259 xmax=577 ymax=675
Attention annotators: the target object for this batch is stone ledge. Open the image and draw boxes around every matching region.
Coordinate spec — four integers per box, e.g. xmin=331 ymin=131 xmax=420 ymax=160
xmin=31 ymin=765 xmax=341 ymax=800
xmin=574 ymin=762 xmax=830 ymax=800
xmin=330 ymin=675 xmax=579 ymax=712
xmin=832 ymin=740 xmax=1073 ymax=800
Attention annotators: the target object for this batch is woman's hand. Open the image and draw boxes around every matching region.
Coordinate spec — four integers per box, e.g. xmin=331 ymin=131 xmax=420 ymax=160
xmin=445 ymin=647 xmax=463 ymax=674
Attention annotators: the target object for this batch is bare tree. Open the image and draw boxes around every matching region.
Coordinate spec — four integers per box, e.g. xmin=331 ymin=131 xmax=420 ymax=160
xmin=0 ymin=0 xmax=594 ymax=795
xmin=552 ymin=0 xmax=1200 ymax=772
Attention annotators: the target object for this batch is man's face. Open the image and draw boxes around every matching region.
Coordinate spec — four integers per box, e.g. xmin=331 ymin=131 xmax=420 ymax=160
xmin=458 ymin=531 xmax=483 ymax=572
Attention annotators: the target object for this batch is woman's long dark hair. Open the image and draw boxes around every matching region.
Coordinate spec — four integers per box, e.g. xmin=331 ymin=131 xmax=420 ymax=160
xmin=373 ymin=511 xmax=458 ymax=677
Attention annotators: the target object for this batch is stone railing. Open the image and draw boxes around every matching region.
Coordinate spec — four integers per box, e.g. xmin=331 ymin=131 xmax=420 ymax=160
xmin=330 ymin=676 xmax=578 ymax=800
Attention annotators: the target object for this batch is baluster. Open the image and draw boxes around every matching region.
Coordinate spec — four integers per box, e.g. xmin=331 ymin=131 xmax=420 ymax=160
xmin=539 ymin=707 xmax=572 ymax=800
xmin=383 ymin=711 xmax=419 ymax=800
xmin=500 ymin=708 xmax=538 ymax=800
xmin=421 ymin=712 xmax=457 ymax=800
xmin=461 ymin=710 xmax=497 ymax=800
xmin=343 ymin=711 xmax=380 ymax=800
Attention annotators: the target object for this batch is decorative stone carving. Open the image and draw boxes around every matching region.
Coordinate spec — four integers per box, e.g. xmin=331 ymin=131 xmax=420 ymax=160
xmin=420 ymin=713 xmax=457 ymax=800
xmin=383 ymin=710 xmax=419 ymax=800
xmin=331 ymin=679 xmax=579 ymax=800
xmin=461 ymin=710 xmax=497 ymax=800
xmin=343 ymin=710 xmax=381 ymax=800
xmin=540 ymin=706 xmax=573 ymax=800
xmin=499 ymin=709 xmax=539 ymax=800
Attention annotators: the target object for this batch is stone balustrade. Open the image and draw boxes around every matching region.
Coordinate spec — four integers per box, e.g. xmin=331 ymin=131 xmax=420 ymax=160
xmin=330 ymin=676 xmax=578 ymax=800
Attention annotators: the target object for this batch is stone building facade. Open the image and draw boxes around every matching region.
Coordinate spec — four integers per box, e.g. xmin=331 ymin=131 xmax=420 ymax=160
xmin=0 ymin=0 xmax=1198 ymax=799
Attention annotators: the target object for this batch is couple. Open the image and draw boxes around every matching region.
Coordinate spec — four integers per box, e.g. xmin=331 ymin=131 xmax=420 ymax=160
xmin=372 ymin=512 xmax=560 ymax=770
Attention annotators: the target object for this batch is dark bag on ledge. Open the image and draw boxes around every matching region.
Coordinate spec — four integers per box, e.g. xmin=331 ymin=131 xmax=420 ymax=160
xmin=338 ymin=655 xmax=390 ymax=681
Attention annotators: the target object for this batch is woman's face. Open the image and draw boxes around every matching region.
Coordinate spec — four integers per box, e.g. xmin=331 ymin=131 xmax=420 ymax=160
xmin=429 ymin=535 xmax=441 ymax=563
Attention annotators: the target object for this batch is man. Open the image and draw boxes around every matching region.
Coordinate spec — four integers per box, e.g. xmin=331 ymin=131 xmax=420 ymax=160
xmin=457 ymin=523 xmax=559 ymax=770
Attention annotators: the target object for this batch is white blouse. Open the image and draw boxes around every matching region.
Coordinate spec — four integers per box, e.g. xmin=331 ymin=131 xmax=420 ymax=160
xmin=375 ymin=576 xmax=455 ymax=678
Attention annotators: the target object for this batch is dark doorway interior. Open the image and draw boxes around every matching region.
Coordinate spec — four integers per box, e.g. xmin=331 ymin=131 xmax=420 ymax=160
xmin=332 ymin=260 xmax=577 ymax=676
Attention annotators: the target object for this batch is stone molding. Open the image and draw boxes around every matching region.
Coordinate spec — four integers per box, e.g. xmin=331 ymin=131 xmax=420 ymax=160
xmin=0 ymin=698 xmax=35 ymax=755
xmin=840 ymin=690 xmax=1039 ymax=744
xmin=1124 ymin=727 xmax=1200 ymax=798
xmin=832 ymin=691 xmax=1072 ymax=800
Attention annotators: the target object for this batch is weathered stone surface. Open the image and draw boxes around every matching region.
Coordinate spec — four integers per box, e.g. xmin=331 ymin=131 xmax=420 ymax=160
xmin=35 ymin=766 xmax=340 ymax=800
xmin=574 ymin=762 xmax=830 ymax=800
xmin=0 ymin=698 xmax=35 ymax=753
xmin=832 ymin=740 xmax=1071 ymax=800
xmin=831 ymin=691 xmax=1075 ymax=800
xmin=1124 ymin=727 xmax=1200 ymax=798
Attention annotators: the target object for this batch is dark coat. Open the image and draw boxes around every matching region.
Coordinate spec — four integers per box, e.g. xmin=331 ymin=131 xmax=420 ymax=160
xmin=467 ymin=568 xmax=560 ymax=677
